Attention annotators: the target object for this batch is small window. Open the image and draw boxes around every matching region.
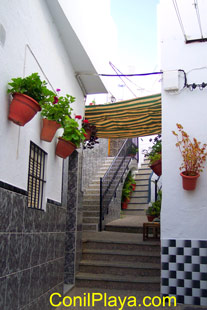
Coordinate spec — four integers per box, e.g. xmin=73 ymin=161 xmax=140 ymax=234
xmin=27 ymin=142 xmax=47 ymax=209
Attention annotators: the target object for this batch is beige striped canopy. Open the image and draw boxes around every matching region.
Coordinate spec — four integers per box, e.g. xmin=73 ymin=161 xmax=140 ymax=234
xmin=85 ymin=93 xmax=161 ymax=138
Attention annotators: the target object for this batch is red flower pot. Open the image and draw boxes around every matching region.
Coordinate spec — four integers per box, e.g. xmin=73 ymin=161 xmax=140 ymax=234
xmin=56 ymin=138 xmax=76 ymax=159
xmin=150 ymin=159 xmax=162 ymax=176
xmin=147 ymin=215 xmax=157 ymax=222
xmin=8 ymin=93 xmax=41 ymax=126
xmin=132 ymin=183 xmax=136 ymax=191
xmin=84 ymin=129 xmax=92 ymax=141
xmin=40 ymin=119 xmax=61 ymax=142
xmin=180 ymin=172 xmax=200 ymax=190
xmin=121 ymin=198 xmax=130 ymax=209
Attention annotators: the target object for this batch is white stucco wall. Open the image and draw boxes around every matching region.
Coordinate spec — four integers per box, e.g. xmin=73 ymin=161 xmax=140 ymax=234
xmin=160 ymin=0 xmax=207 ymax=240
xmin=0 ymin=0 xmax=85 ymax=205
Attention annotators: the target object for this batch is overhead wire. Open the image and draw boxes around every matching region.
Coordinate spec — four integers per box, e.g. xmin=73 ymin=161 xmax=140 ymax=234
xmin=193 ymin=0 xmax=204 ymax=39
xmin=172 ymin=0 xmax=188 ymax=42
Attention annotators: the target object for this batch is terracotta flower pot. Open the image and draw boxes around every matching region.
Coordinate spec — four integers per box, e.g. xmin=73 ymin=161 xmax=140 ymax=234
xmin=180 ymin=172 xmax=200 ymax=190
xmin=122 ymin=198 xmax=130 ymax=209
xmin=40 ymin=119 xmax=61 ymax=142
xmin=56 ymin=138 xmax=76 ymax=159
xmin=147 ymin=215 xmax=157 ymax=222
xmin=84 ymin=129 xmax=92 ymax=141
xmin=132 ymin=183 xmax=136 ymax=191
xmin=150 ymin=159 xmax=162 ymax=176
xmin=8 ymin=93 xmax=41 ymax=126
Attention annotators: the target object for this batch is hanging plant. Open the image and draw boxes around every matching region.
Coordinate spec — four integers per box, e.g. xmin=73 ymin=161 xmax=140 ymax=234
xmin=7 ymin=73 xmax=54 ymax=126
xmin=172 ymin=123 xmax=207 ymax=190
xmin=82 ymin=120 xmax=99 ymax=149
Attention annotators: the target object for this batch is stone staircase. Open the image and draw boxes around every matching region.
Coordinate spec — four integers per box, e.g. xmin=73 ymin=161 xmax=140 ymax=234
xmin=82 ymin=157 xmax=115 ymax=231
xmin=76 ymin=232 xmax=160 ymax=291
xmin=124 ymin=159 xmax=151 ymax=216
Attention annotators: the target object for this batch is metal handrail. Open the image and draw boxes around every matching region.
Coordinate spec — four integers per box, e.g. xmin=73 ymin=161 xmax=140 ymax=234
xmin=99 ymin=138 xmax=139 ymax=231
xmin=148 ymin=172 xmax=160 ymax=203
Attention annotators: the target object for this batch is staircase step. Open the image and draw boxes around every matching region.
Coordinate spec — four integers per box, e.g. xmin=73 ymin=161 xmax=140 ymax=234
xmin=83 ymin=217 xmax=99 ymax=224
xmin=135 ymin=180 xmax=149 ymax=185
xmin=122 ymin=209 xmax=146 ymax=216
xmin=130 ymin=191 xmax=148 ymax=197
xmin=79 ymin=260 xmax=160 ymax=277
xmin=76 ymin=272 xmax=160 ymax=290
xmin=83 ymin=211 xmax=100 ymax=217
xmin=82 ymin=240 xmax=160 ymax=252
xmin=129 ymin=197 xmax=148 ymax=204
xmin=105 ymin=225 xmax=143 ymax=234
xmin=135 ymin=185 xmax=148 ymax=191
xmin=83 ymin=200 xmax=100 ymax=205
xmin=82 ymin=224 xmax=99 ymax=231
xmin=136 ymin=174 xmax=150 ymax=180
xmin=136 ymin=169 xmax=152 ymax=175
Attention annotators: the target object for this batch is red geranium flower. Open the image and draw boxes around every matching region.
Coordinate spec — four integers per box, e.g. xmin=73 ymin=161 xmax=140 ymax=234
xmin=83 ymin=133 xmax=87 ymax=137
xmin=83 ymin=119 xmax=89 ymax=123
xmin=53 ymin=96 xmax=59 ymax=104
xmin=75 ymin=115 xmax=82 ymax=119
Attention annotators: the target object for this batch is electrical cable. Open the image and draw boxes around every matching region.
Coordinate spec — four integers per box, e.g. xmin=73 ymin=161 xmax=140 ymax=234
xmin=172 ymin=0 xmax=187 ymax=41
xmin=194 ymin=0 xmax=204 ymax=39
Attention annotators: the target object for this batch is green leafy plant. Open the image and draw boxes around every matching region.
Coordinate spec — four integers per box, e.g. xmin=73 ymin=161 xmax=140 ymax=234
xmin=61 ymin=116 xmax=86 ymax=148
xmin=128 ymin=143 xmax=138 ymax=156
xmin=143 ymin=135 xmax=162 ymax=165
xmin=40 ymin=89 xmax=74 ymax=125
xmin=172 ymin=123 xmax=207 ymax=176
xmin=82 ymin=119 xmax=99 ymax=150
xmin=146 ymin=189 xmax=162 ymax=217
xmin=7 ymin=73 xmax=54 ymax=104
xmin=121 ymin=171 xmax=135 ymax=202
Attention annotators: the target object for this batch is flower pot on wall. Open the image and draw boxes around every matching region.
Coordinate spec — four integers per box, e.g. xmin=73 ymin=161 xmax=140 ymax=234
xmin=147 ymin=215 xmax=157 ymax=222
xmin=40 ymin=119 xmax=61 ymax=142
xmin=8 ymin=93 xmax=41 ymax=126
xmin=55 ymin=137 xmax=76 ymax=159
xmin=150 ymin=159 xmax=162 ymax=176
xmin=180 ymin=172 xmax=200 ymax=190
xmin=84 ymin=129 xmax=92 ymax=141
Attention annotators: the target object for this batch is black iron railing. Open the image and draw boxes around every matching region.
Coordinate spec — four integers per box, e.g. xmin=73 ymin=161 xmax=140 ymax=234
xmin=99 ymin=138 xmax=139 ymax=231
xmin=148 ymin=173 xmax=160 ymax=203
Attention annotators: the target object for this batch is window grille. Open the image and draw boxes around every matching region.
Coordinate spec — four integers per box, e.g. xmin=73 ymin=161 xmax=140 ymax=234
xmin=27 ymin=142 xmax=47 ymax=209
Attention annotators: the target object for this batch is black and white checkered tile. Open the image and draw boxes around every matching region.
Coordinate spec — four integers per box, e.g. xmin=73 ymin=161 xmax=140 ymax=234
xmin=161 ymin=239 xmax=207 ymax=306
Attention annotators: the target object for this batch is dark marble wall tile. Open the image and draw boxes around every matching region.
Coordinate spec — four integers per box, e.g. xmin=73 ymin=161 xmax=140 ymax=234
xmin=10 ymin=193 xmax=25 ymax=232
xmin=55 ymin=233 xmax=65 ymax=258
xmin=64 ymin=252 xmax=75 ymax=275
xmin=31 ymin=234 xmax=40 ymax=267
xmin=0 ymin=188 xmax=13 ymax=232
xmin=66 ymin=212 xmax=76 ymax=232
xmin=41 ymin=208 xmax=49 ymax=232
xmin=64 ymin=273 xmax=74 ymax=284
xmin=65 ymin=231 xmax=75 ymax=252
xmin=30 ymin=266 xmax=40 ymax=302
xmin=39 ymin=233 xmax=48 ymax=264
xmin=23 ymin=206 xmax=34 ymax=233
xmin=39 ymin=263 xmax=47 ymax=295
xmin=0 ymin=234 xmax=9 ymax=277
xmin=48 ymin=205 xmax=56 ymax=232
xmin=5 ymin=273 xmax=20 ymax=310
xmin=33 ymin=210 xmax=43 ymax=233
xmin=20 ymin=233 xmax=33 ymax=270
xmin=0 ymin=276 xmax=6 ymax=310
xmin=7 ymin=233 xmax=22 ymax=274
xmin=47 ymin=233 xmax=55 ymax=261
xmin=19 ymin=269 xmax=31 ymax=308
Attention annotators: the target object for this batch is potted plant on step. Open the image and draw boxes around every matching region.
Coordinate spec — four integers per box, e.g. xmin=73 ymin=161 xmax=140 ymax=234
xmin=39 ymin=90 xmax=74 ymax=142
xmin=146 ymin=189 xmax=162 ymax=222
xmin=56 ymin=116 xmax=86 ymax=158
xmin=143 ymin=135 xmax=162 ymax=176
xmin=7 ymin=73 xmax=54 ymax=126
xmin=172 ymin=123 xmax=207 ymax=190
xmin=127 ymin=143 xmax=138 ymax=158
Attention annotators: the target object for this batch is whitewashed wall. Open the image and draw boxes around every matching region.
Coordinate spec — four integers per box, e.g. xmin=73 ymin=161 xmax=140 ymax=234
xmin=0 ymin=0 xmax=85 ymax=206
xmin=160 ymin=0 xmax=207 ymax=240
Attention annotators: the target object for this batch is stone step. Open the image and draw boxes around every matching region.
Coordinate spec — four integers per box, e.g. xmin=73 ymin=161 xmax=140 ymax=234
xmin=82 ymin=240 xmax=160 ymax=252
xmin=129 ymin=197 xmax=148 ymax=204
xmin=83 ymin=217 xmax=99 ymax=224
xmin=83 ymin=200 xmax=100 ymax=206
xmin=135 ymin=174 xmax=150 ymax=180
xmin=79 ymin=260 xmax=160 ymax=277
xmin=75 ymin=272 xmax=160 ymax=291
xmin=82 ymin=224 xmax=99 ymax=231
xmin=136 ymin=169 xmax=152 ymax=175
xmin=105 ymin=225 xmax=144 ymax=234
xmin=135 ymin=185 xmax=148 ymax=191
xmin=127 ymin=204 xmax=148 ymax=210
xmin=83 ymin=205 xmax=99 ymax=211
xmin=130 ymin=192 xmax=148 ymax=199
xmin=135 ymin=180 xmax=149 ymax=185
xmin=83 ymin=211 xmax=100 ymax=217
xmin=122 ymin=209 xmax=146 ymax=216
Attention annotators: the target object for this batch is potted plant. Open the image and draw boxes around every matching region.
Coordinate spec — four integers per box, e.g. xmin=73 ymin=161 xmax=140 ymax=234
xmin=55 ymin=116 xmax=86 ymax=158
xmin=39 ymin=90 xmax=74 ymax=142
xmin=172 ymin=123 xmax=207 ymax=190
xmin=146 ymin=189 xmax=162 ymax=222
xmin=121 ymin=171 xmax=135 ymax=209
xmin=127 ymin=143 xmax=138 ymax=158
xmin=82 ymin=121 xmax=99 ymax=150
xmin=143 ymin=135 xmax=162 ymax=176
xmin=7 ymin=73 xmax=54 ymax=126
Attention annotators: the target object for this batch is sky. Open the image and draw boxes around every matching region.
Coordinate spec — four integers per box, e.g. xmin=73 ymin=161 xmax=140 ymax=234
xmin=110 ymin=0 xmax=160 ymax=72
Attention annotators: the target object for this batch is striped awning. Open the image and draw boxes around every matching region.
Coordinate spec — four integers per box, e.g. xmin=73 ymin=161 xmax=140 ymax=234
xmin=85 ymin=93 xmax=161 ymax=138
